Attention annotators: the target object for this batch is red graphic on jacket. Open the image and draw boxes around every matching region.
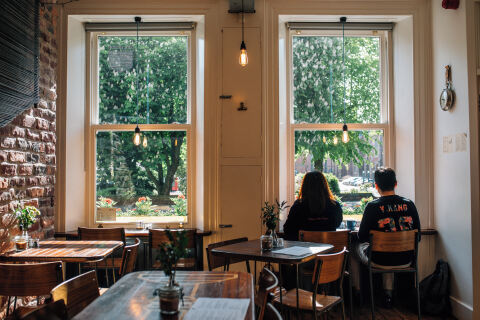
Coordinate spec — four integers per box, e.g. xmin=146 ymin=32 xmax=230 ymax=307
xmin=399 ymin=216 xmax=414 ymax=231
xmin=377 ymin=217 xmax=396 ymax=232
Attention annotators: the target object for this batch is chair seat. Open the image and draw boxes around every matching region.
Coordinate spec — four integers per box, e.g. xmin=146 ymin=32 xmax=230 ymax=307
xmin=95 ymin=258 xmax=122 ymax=269
xmin=152 ymin=257 xmax=196 ymax=269
xmin=371 ymin=266 xmax=416 ymax=273
xmin=273 ymin=288 xmax=342 ymax=312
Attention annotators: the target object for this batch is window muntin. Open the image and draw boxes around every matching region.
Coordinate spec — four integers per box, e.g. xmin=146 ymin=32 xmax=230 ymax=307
xmin=91 ymin=31 xmax=192 ymax=224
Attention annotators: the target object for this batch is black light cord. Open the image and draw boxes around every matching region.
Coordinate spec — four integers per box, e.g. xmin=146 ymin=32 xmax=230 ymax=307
xmin=241 ymin=0 xmax=245 ymax=43
xmin=135 ymin=17 xmax=140 ymax=126
xmin=341 ymin=17 xmax=347 ymax=125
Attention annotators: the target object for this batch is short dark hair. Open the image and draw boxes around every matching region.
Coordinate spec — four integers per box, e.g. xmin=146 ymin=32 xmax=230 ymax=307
xmin=374 ymin=167 xmax=397 ymax=191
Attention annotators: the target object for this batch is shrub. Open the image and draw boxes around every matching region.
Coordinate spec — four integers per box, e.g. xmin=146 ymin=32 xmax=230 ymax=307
xmin=324 ymin=173 xmax=340 ymax=195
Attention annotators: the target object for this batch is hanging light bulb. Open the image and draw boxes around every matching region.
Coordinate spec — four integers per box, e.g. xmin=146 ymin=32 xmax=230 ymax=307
xmin=142 ymin=135 xmax=148 ymax=147
xmin=133 ymin=126 xmax=141 ymax=146
xmin=333 ymin=135 xmax=338 ymax=145
xmin=342 ymin=124 xmax=350 ymax=143
xmin=238 ymin=0 xmax=248 ymax=67
xmin=322 ymin=135 xmax=327 ymax=143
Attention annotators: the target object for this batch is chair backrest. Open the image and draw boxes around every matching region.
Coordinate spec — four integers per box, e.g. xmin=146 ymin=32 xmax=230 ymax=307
xmin=312 ymin=248 xmax=348 ymax=285
xmin=206 ymin=237 xmax=249 ymax=270
xmin=299 ymin=230 xmax=349 ymax=253
xmin=256 ymin=267 xmax=279 ymax=320
xmin=262 ymin=303 xmax=282 ymax=320
xmin=369 ymin=230 xmax=418 ymax=252
xmin=50 ymin=270 xmax=100 ymax=318
xmin=149 ymin=229 xmax=196 ymax=248
xmin=0 ymin=262 xmax=63 ymax=297
xmin=78 ymin=227 xmax=126 ymax=244
xmin=120 ymin=238 xmax=141 ymax=277
xmin=19 ymin=300 xmax=68 ymax=320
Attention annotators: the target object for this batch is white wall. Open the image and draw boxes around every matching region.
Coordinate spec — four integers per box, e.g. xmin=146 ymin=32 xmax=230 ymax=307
xmin=65 ymin=17 xmax=86 ymax=231
xmin=431 ymin=1 xmax=473 ymax=318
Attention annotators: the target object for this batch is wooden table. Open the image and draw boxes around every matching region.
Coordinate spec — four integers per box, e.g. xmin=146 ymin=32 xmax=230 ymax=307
xmin=0 ymin=240 xmax=123 ymax=280
xmin=211 ymin=239 xmax=333 ymax=316
xmin=73 ymin=271 xmax=255 ymax=320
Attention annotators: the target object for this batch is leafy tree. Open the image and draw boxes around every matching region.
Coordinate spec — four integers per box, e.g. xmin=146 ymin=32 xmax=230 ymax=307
xmin=293 ymin=36 xmax=383 ymax=171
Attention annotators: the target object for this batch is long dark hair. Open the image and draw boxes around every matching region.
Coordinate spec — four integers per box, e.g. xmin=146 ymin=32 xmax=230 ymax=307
xmin=298 ymin=171 xmax=336 ymax=215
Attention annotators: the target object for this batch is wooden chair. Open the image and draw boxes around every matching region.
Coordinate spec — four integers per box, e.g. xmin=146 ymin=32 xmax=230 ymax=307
xmin=368 ymin=230 xmax=420 ymax=320
xmin=149 ymin=229 xmax=197 ymax=270
xmin=17 ymin=300 xmax=68 ymax=320
xmin=77 ymin=227 xmax=125 ymax=285
xmin=273 ymin=248 xmax=348 ymax=320
xmin=263 ymin=303 xmax=282 ymax=320
xmin=119 ymin=238 xmax=141 ymax=278
xmin=255 ymin=267 xmax=279 ymax=320
xmin=206 ymin=237 xmax=251 ymax=272
xmin=0 ymin=262 xmax=63 ymax=317
xmin=50 ymin=270 xmax=100 ymax=318
xmin=299 ymin=230 xmax=353 ymax=318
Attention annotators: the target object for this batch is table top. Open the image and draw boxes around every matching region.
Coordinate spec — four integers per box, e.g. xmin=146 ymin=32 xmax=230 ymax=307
xmin=211 ymin=239 xmax=333 ymax=264
xmin=55 ymin=228 xmax=212 ymax=238
xmin=0 ymin=240 xmax=123 ymax=263
xmin=73 ymin=271 xmax=255 ymax=320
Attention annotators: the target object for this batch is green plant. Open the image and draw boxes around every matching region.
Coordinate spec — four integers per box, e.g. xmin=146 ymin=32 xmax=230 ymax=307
xmin=157 ymin=230 xmax=188 ymax=286
xmin=96 ymin=196 xmax=117 ymax=208
xmin=324 ymin=173 xmax=340 ymax=195
xmin=261 ymin=200 xmax=289 ymax=232
xmin=135 ymin=196 xmax=153 ymax=215
xmin=15 ymin=206 xmax=40 ymax=230
xmin=171 ymin=194 xmax=187 ymax=216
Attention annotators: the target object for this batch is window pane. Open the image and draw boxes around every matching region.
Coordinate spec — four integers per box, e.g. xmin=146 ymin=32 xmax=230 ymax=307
xmin=294 ymin=130 xmax=384 ymax=220
xmin=98 ymin=35 xmax=188 ymax=124
xmin=292 ymin=36 xmax=381 ymax=124
xmin=96 ymin=131 xmax=188 ymax=223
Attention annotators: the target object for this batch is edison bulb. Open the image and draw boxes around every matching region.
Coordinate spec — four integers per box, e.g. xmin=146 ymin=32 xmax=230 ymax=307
xmin=342 ymin=124 xmax=349 ymax=143
xmin=333 ymin=135 xmax=338 ymax=145
xmin=239 ymin=41 xmax=248 ymax=67
xmin=322 ymin=135 xmax=327 ymax=143
xmin=142 ymin=135 xmax=148 ymax=147
xmin=133 ymin=126 xmax=141 ymax=146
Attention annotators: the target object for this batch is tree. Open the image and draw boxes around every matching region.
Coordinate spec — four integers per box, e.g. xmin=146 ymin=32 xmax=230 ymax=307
xmin=292 ymin=36 xmax=383 ymax=172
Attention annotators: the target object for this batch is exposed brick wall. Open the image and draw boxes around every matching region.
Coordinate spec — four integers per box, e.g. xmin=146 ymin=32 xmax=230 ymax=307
xmin=0 ymin=4 xmax=58 ymax=317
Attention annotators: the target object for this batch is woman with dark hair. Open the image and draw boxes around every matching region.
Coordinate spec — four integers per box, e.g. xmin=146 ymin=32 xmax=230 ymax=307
xmin=283 ymin=171 xmax=343 ymax=240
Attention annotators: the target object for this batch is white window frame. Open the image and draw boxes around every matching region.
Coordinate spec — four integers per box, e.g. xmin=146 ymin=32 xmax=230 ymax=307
xmin=86 ymin=29 xmax=196 ymax=227
xmin=284 ymin=28 xmax=394 ymax=206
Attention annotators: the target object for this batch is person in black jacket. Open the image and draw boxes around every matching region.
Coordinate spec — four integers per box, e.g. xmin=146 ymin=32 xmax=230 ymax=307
xmin=284 ymin=171 xmax=343 ymax=240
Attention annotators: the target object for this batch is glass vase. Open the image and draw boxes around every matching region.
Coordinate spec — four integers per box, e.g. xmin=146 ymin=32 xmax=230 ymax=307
xmin=154 ymin=284 xmax=183 ymax=315
xmin=15 ymin=230 xmax=29 ymax=251
xmin=260 ymin=234 xmax=273 ymax=252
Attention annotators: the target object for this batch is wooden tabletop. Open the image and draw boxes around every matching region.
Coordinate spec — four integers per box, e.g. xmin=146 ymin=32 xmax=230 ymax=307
xmin=55 ymin=228 xmax=212 ymax=238
xmin=211 ymin=239 xmax=333 ymax=264
xmin=73 ymin=271 xmax=255 ymax=320
xmin=0 ymin=240 xmax=123 ymax=263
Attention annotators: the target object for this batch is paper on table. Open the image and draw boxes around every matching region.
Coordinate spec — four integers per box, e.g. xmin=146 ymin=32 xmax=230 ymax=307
xmin=273 ymin=246 xmax=315 ymax=256
xmin=184 ymin=298 xmax=250 ymax=320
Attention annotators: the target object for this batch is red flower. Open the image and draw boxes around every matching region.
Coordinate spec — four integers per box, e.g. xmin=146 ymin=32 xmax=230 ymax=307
xmin=178 ymin=194 xmax=185 ymax=199
xmin=105 ymin=199 xmax=113 ymax=204
xmin=138 ymin=197 xmax=147 ymax=202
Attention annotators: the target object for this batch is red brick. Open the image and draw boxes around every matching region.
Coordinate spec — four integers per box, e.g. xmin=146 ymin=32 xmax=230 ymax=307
xmin=41 ymin=216 xmax=54 ymax=228
xmin=22 ymin=115 xmax=36 ymax=128
xmin=44 ymin=207 xmax=55 ymax=217
xmin=45 ymin=186 xmax=54 ymax=196
xmin=0 ymin=178 xmax=8 ymax=189
xmin=48 ymin=102 xmax=56 ymax=111
xmin=36 ymin=118 xmax=50 ymax=130
xmin=45 ymin=143 xmax=55 ymax=154
xmin=27 ymin=187 xmax=45 ymax=198
xmin=18 ymin=164 xmax=33 ymax=176
xmin=34 ymin=164 xmax=47 ymax=175
xmin=10 ymin=177 xmax=25 ymax=187
xmin=37 ymin=100 xmax=48 ymax=109
xmin=0 ymin=191 xmax=12 ymax=201
xmin=27 ymin=177 xmax=39 ymax=186
xmin=1 ymin=137 xmax=16 ymax=148
xmin=38 ymin=176 xmax=48 ymax=185
xmin=46 ymin=155 xmax=55 ymax=165
xmin=47 ymin=166 xmax=55 ymax=175
xmin=1 ymin=163 xmax=16 ymax=176
xmin=26 ymin=129 xmax=40 ymax=141
xmin=17 ymin=138 xmax=28 ymax=150
xmin=11 ymin=126 xmax=26 ymax=137
xmin=21 ymin=199 xmax=38 ymax=208
xmin=30 ymin=142 xmax=45 ymax=153
xmin=8 ymin=151 xmax=26 ymax=163
xmin=41 ymin=132 xmax=53 ymax=142
xmin=50 ymin=122 xmax=56 ymax=132
xmin=15 ymin=190 xmax=26 ymax=200
xmin=0 ymin=151 xmax=7 ymax=162
xmin=0 ymin=204 xmax=9 ymax=214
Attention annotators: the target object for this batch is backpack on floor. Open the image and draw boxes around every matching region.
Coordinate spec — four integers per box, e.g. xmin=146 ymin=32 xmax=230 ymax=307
xmin=419 ymin=259 xmax=451 ymax=316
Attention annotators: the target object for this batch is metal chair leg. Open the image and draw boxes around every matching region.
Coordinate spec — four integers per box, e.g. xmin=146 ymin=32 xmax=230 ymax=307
xmin=369 ymin=268 xmax=375 ymax=320
xmin=348 ymin=274 xmax=354 ymax=320
xmin=6 ymin=296 xmax=11 ymax=316
xmin=415 ymin=271 xmax=421 ymax=320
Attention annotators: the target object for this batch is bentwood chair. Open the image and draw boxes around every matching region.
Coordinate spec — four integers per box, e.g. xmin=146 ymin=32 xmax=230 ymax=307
xmin=255 ymin=267 xmax=279 ymax=320
xmin=263 ymin=303 xmax=282 ymax=320
xmin=0 ymin=262 xmax=63 ymax=317
xmin=50 ymin=271 xmax=100 ymax=318
xmin=299 ymin=230 xmax=354 ymax=318
xmin=149 ymin=229 xmax=197 ymax=270
xmin=206 ymin=237 xmax=251 ymax=272
xmin=17 ymin=300 xmax=68 ymax=320
xmin=119 ymin=238 xmax=141 ymax=278
xmin=368 ymin=230 xmax=421 ymax=320
xmin=274 ymin=248 xmax=348 ymax=320
xmin=77 ymin=227 xmax=126 ymax=285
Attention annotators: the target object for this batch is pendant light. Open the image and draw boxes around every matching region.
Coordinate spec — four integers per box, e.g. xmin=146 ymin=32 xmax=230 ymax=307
xmin=133 ymin=16 xmax=142 ymax=146
xmin=142 ymin=63 xmax=150 ymax=148
xmin=340 ymin=17 xmax=350 ymax=143
xmin=238 ymin=0 xmax=248 ymax=66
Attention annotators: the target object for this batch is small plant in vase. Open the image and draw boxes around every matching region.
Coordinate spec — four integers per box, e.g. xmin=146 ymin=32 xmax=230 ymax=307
xmin=153 ymin=230 xmax=188 ymax=315
xmin=14 ymin=206 xmax=40 ymax=251
xmin=261 ymin=200 xmax=288 ymax=249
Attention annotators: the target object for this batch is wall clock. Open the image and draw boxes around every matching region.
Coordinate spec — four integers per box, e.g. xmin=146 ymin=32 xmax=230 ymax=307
xmin=440 ymin=65 xmax=455 ymax=111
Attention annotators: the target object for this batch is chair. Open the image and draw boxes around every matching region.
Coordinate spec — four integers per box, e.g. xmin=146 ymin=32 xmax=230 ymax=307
xmin=206 ymin=237 xmax=251 ymax=272
xmin=17 ymin=300 xmax=68 ymax=320
xmin=273 ymin=248 xmax=348 ymax=320
xmin=119 ymin=238 xmax=141 ymax=277
xmin=255 ymin=267 xmax=279 ymax=320
xmin=149 ymin=229 xmax=197 ymax=270
xmin=77 ymin=227 xmax=125 ymax=284
xmin=0 ymin=262 xmax=63 ymax=317
xmin=299 ymin=230 xmax=353 ymax=318
xmin=368 ymin=230 xmax=420 ymax=320
xmin=50 ymin=270 xmax=100 ymax=318
xmin=263 ymin=303 xmax=282 ymax=320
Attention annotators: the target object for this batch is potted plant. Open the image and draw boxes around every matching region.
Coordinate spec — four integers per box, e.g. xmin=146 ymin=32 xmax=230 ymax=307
xmin=96 ymin=197 xmax=117 ymax=221
xmin=14 ymin=206 xmax=40 ymax=251
xmin=153 ymin=230 xmax=188 ymax=315
xmin=260 ymin=200 xmax=288 ymax=250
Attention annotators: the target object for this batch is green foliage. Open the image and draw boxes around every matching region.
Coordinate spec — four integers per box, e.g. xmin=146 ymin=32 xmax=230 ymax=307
xmin=324 ymin=172 xmax=340 ymax=195
xmin=172 ymin=194 xmax=187 ymax=216
xmin=261 ymin=200 xmax=289 ymax=231
xmin=96 ymin=197 xmax=117 ymax=208
xmin=135 ymin=196 xmax=153 ymax=215
xmin=15 ymin=206 xmax=40 ymax=230
xmin=342 ymin=196 xmax=373 ymax=215
xmin=156 ymin=230 xmax=188 ymax=278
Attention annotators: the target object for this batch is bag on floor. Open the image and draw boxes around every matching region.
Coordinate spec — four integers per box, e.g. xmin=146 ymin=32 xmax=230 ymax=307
xmin=419 ymin=259 xmax=451 ymax=315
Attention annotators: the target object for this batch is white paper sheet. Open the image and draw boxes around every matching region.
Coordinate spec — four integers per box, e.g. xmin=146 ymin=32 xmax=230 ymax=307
xmin=273 ymin=246 xmax=315 ymax=256
xmin=183 ymin=298 xmax=250 ymax=320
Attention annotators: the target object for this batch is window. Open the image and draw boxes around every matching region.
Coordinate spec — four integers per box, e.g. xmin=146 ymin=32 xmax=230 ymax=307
xmin=90 ymin=31 xmax=193 ymax=224
xmin=287 ymin=28 xmax=391 ymax=220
